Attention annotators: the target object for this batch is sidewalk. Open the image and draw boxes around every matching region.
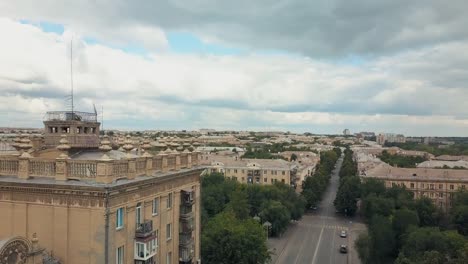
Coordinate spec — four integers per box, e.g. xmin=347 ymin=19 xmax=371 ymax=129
xmin=266 ymin=222 xmax=298 ymax=264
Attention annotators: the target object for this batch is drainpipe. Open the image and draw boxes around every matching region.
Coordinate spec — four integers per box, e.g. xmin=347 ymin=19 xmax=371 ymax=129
xmin=104 ymin=187 xmax=110 ymax=264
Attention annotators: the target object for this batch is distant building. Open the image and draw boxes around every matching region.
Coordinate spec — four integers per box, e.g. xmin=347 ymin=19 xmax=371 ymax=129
xmin=343 ymin=129 xmax=351 ymax=136
xmin=206 ymin=157 xmax=295 ymax=186
xmin=377 ymin=133 xmax=406 ymax=145
xmin=362 ymin=164 xmax=468 ymax=212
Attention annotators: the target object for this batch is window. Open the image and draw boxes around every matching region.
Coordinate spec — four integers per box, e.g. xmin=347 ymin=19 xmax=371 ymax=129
xmin=264 ymin=178 xmax=267 ymax=183
xmin=116 ymin=207 xmax=124 ymax=229
xmin=439 ymin=192 xmax=443 ymax=198
xmin=450 ymin=184 xmax=454 ymax=190
xmin=167 ymin=193 xmax=173 ymax=209
xmin=136 ymin=203 xmax=143 ymax=226
xmin=271 ymin=179 xmax=273 ymax=183
xmin=264 ymin=170 xmax=267 ymax=174
xmin=410 ymin=183 xmax=415 ymax=188
xmin=116 ymin=246 xmax=124 ymax=264
xmin=233 ymin=176 xmax=237 ymax=181
xmin=152 ymin=198 xmax=159 ymax=216
xmin=439 ymin=184 xmax=443 ymax=189
xmin=166 ymin=223 xmax=172 ymax=240
xmin=282 ymin=171 xmax=285 ymax=175
xmin=281 ymin=179 xmax=285 ymax=183
xmin=136 ymin=242 xmax=145 ymax=258
xmin=241 ymin=177 xmax=244 ymax=181
xmin=166 ymin=252 xmax=172 ymax=264
xmin=234 ymin=169 xmax=237 ymax=173
xmin=421 ymin=183 xmax=425 ymax=188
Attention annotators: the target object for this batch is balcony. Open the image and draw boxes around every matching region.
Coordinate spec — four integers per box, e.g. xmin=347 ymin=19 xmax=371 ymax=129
xmin=181 ymin=190 xmax=194 ymax=206
xmin=179 ymin=244 xmax=194 ymax=263
xmin=179 ymin=220 xmax=194 ymax=234
xmin=179 ymin=233 xmax=193 ymax=247
xmin=136 ymin=220 xmax=155 ymax=239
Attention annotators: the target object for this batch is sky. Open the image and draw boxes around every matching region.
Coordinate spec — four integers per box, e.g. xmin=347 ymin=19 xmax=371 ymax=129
xmin=1 ymin=1 xmax=468 ymax=136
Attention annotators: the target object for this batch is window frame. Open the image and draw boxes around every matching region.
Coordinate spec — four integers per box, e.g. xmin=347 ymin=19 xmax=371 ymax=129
xmin=116 ymin=207 xmax=124 ymax=230
xmin=116 ymin=245 xmax=124 ymax=264
xmin=166 ymin=223 xmax=172 ymax=241
xmin=152 ymin=197 xmax=159 ymax=216
xmin=167 ymin=193 xmax=173 ymax=209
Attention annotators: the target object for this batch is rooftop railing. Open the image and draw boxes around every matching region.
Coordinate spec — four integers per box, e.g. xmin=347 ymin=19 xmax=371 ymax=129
xmin=0 ymin=151 xmax=200 ymax=183
xmin=45 ymin=111 xmax=98 ymax=123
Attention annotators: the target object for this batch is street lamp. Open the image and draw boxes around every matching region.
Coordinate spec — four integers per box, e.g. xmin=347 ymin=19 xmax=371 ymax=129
xmin=263 ymin=221 xmax=272 ymax=240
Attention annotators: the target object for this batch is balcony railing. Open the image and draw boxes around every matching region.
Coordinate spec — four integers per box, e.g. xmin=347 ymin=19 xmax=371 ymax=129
xmin=135 ymin=220 xmax=154 ymax=238
xmin=179 ymin=245 xmax=194 ymax=263
xmin=181 ymin=190 xmax=194 ymax=206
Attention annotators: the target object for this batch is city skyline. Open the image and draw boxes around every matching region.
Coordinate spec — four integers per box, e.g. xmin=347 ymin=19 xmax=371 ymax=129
xmin=1 ymin=1 xmax=468 ymax=136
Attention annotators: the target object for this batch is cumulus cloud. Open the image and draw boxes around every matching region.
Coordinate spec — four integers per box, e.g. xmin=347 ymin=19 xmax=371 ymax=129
xmin=0 ymin=6 xmax=467 ymax=136
xmin=1 ymin=0 xmax=468 ymax=57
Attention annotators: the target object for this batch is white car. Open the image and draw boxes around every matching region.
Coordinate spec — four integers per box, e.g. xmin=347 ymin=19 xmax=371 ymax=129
xmin=340 ymin=230 xmax=347 ymax=238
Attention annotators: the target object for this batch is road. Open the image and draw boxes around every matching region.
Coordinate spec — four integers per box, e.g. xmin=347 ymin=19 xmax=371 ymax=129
xmin=268 ymin=155 xmax=366 ymax=264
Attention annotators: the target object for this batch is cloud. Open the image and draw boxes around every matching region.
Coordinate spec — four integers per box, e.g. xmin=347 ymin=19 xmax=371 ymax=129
xmin=1 ymin=0 xmax=468 ymax=57
xmin=0 ymin=16 xmax=467 ymax=135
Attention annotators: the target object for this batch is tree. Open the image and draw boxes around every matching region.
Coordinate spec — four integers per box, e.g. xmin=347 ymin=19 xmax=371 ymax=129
xmin=226 ymin=189 xmax=250 ymax=220
xmin=361 ymin=194 xmax=395 ymax=220
xmin=290 ymin=153 xmax=298 ymax=161
xmin=360 ymin=178 xmax=386 ymax=198
xmin=201 ymin=211 xmax=271 ymax=264
xmin=369 ymin=215 xmax=397 ymax=262
xmin=413 ymin=197 xmax=439 ymax=226
xmin=451 ymin=191 xmax=468 ymax=236
xmin=393 ymin=208 xmax=419 ymax=236
xmin=334 ymin=176 xmax=361 ymax=216
xmin=259 ymin=200 xmax=290 ymax=236
xmin=355 ymin=233 xmax=370 ymax=264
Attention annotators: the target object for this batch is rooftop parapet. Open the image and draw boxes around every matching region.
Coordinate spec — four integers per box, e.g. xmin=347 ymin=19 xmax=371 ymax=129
xmin=0 ymin=150 xmax=201 ymax=184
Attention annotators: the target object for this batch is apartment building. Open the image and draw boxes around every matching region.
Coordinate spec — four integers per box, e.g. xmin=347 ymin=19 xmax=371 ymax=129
xmin=362 ymin=163 xmax=468 ymax=211
xmin=207 ymin=158 xmax=294 ymax=186
xmin=0 ymin=110 xmax=202 ymax=264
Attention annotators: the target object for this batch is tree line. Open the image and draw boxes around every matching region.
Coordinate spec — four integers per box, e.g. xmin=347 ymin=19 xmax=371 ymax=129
xmin=302 ymin=148 xmax=342 ymax=208
xmin=379 ymin=150 xmax=427 ymax=168
xmin=334 ymin=147 xmax=360 ymax=216
xmin=356 ymin=179 xmax=468 ymax=264
xmin=201 ymin=173 xmax=305 ymax=264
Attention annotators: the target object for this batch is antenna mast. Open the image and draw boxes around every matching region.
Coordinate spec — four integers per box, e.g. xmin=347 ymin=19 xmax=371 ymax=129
xmin=70 ymin=38 xmax=74 ymax=116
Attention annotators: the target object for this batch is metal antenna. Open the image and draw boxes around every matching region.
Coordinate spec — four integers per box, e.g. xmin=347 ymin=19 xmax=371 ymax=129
xmin=70 ymin=38 xmax=74 ymax=116
xmin=102 ymin=105 xmax=104 ymax=131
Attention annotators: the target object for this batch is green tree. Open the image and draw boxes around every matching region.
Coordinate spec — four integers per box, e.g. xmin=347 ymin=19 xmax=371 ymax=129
xmin=355 ymin=233 xmax=370 ymax=264
xmin=334 ymin=176 xmax=361 ymax=216
xmin=259 ymin=200 xmax=290 ymax=236
xmin=393 ymin=208 xmax=419 ymax=236
xmin=361 ymin=194 xmax=395 ymax=220
xmin=360 ymin=178 xmax=386 ymax=198
xmin=369 ymin=215 xmax=397 ymax=262
xmin=413 ymin=197 xmax=439 ymax=226
xmin=226 ymin=189 xmax=250 ymax=220
xmin=290 ymin=153 xmax=298 ymax=161
xmin=201 ymin=211 xmax=271 ymax=264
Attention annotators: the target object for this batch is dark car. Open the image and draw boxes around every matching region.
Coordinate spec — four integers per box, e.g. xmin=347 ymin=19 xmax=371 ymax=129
xmin=340 ymin=245 xmax=348 ymax=254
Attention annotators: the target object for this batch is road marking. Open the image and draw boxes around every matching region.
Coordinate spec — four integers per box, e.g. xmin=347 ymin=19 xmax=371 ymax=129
xmin=293 ymin=223 xmax=312 ymax=264
xmin=311 ymin=227 xmax=324 ymax=264
xmin=330 ymin=229 xmax=336 ymax=264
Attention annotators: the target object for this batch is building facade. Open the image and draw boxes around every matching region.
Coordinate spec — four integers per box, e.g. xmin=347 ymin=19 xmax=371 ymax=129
xmin=0 ymin=110 xmax=202 ymax=264
xmin=207 ymin=158 xmax=294 ymax=186
xmin=362 ymin=164 xmax=468 ymax=212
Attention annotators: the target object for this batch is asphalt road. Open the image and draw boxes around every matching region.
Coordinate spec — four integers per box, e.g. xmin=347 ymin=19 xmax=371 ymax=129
xmin=268 ymin=155 xmax=364 ymax=264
